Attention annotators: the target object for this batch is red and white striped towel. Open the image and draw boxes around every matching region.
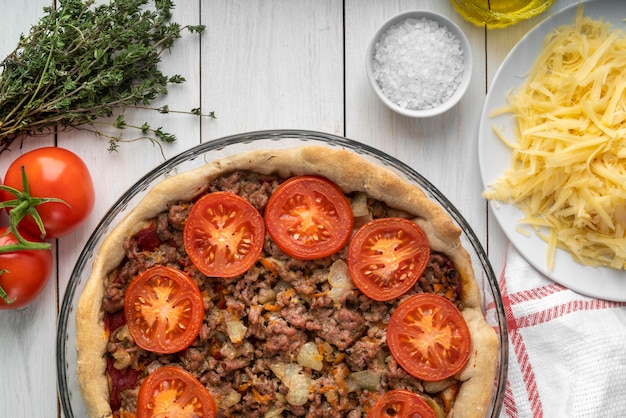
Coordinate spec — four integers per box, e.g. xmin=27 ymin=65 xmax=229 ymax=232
xmin=489 ymin=244 xmax=626 ymax=418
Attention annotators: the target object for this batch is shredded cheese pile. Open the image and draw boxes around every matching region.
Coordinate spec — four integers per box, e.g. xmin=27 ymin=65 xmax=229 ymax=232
xmin=483 ymin=7 xmax=626 ymax=270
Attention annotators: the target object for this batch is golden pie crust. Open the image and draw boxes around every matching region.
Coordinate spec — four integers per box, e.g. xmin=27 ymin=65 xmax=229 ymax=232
xmin=76 ymin=146 xmax=499 ymax=418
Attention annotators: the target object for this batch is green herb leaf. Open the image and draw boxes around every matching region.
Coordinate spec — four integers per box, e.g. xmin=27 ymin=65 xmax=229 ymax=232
xmin=0 ymin=0 xmax=212 ymax=153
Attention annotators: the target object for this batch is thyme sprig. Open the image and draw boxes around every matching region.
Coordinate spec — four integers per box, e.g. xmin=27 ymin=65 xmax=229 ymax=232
xmin=0 ymin=0 xmax=209 ymax=153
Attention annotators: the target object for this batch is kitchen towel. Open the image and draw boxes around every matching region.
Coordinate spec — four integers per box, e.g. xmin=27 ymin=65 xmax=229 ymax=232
xmin=490 ymin=244 xmax=626 ymax=418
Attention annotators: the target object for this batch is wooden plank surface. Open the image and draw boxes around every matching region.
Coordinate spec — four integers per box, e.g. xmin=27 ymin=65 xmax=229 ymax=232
xmin=0 ymin=1 xmax=578 ymax=417
xmin=201 ymin=0 xmax=345 ymax=139
xmin=0 ymin=2 xmax=57 ymax=417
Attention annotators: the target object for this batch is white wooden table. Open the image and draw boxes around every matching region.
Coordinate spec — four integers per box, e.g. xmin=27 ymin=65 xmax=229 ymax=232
xmin=0 ymin=0 xmax=577 ymax=416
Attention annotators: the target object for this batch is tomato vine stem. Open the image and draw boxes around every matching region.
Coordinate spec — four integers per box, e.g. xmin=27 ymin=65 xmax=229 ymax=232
xmin=0 ymin=166 xmax=67 ymax=253
xmin=0 ymin=167 xmax=64 ymax=303
xmin=0 ymin=272 xmax=15 ymax=304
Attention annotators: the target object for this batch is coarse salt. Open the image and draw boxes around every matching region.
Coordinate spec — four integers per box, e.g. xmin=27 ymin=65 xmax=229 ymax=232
xmin=373 ymin=17 xmax=465 ymax=111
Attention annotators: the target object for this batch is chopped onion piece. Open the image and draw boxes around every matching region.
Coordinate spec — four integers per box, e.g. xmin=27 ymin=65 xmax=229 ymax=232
xmin=111 ymin=348 xmax=131 ymax=370
xmin=264 ymin=406 xmax=285 ymax=418
xmin=351 ymin=192 xmax=370 ymax=217
xmin=270 ymin=363 xmax=313 ymax=406
xmin=297 ymin=341 xmax=323 ymax=371
xmin=221 ymin=389 xmax=242 ymax=408
xmin=225 ymin=311 xmax=247 ymax=344
xmin=423 ymin=377 xmax=455 ymax=393
xmin=220 ymin=341 xmax=237 ymax=360
xmin=423 ymin=394 xmax=447 ymax=418
xmin=328 ymin=260 xmax=354 ymax=303
xmin=286 ymin=373 xmax=312 ymax=406
xmin=116 ymin=324 xmax=132 ymax=342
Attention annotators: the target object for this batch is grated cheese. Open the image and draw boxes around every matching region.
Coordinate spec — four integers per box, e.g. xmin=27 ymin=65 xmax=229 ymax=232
xmin=483 ymin=6 xmax=626 ymax=270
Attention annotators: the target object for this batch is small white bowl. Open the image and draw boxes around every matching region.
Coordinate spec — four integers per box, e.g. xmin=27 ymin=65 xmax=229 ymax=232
xmin=366 ymin=10 xmax=472 ymax=118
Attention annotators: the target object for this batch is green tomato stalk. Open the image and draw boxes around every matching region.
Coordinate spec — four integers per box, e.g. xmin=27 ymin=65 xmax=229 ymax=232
xmin=0 ymin=166 xmax=67 ymax=252
xmin=0 ymin=277 xmax=12 ymax=304
xmin=0 ymin=167 xmax=64 ymax=303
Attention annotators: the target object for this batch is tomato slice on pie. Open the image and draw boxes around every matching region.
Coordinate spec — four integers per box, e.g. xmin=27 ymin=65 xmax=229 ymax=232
xmin=137 ymin=366 xmax=216 ymax=418
xmin=348 ymin=217 xmax=430 ymax=301
xmin=184 ymin=191 xmax=265 ymax=278
xmin=124 ymin=266 xmax=205 ymax=354
xmin=264 ymin=175 xmax=354 ymax=260
xmin=367 ymin=389 xmax=436 ymax=418
xmin=387 ymin=293 xmax=471 ymax=381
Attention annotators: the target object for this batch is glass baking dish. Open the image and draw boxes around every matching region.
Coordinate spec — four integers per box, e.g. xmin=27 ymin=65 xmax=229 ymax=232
xmin=56 ymin=129 xmax=507 ymax=417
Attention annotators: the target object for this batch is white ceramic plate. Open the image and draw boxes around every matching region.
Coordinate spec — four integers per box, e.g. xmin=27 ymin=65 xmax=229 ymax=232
xmin=479 ymin=0 xmax=626 ymax=301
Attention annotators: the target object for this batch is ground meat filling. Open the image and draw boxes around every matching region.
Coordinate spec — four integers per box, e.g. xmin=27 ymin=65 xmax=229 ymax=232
xmin=103 ymin=170 xmax=463 ymax=417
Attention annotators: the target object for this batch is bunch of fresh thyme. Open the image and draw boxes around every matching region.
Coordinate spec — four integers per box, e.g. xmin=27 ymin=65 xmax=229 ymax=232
xmin=0 ymin=0 xmax=209 ymax=153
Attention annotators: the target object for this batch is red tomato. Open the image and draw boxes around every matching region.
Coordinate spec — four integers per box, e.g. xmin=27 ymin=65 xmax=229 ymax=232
xmin=387 ymin=293 xmax=471 ymax=381
xmin=137 ymin=366 xmax=216 ymax=418
xmin=264 ymin=176 xmax=354 ymax=260
xmin=348 ymin=218 xmax=430 ymax=301
xmin=184 ymin=192 xmax=265 ymax=278
xmin=2 ymin=147 xmax=95 ymax=238
xmin=124 ymin=266 xmax=205 ymax=354
xmin=368 ymin=390 xmax=436 ymax=418
xmin=0 ymin=227 xmax=53 ymax=309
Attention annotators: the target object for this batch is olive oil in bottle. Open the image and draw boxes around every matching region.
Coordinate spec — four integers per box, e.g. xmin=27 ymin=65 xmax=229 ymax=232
xmin=450 ymin=0 xmax=556 ymax=28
